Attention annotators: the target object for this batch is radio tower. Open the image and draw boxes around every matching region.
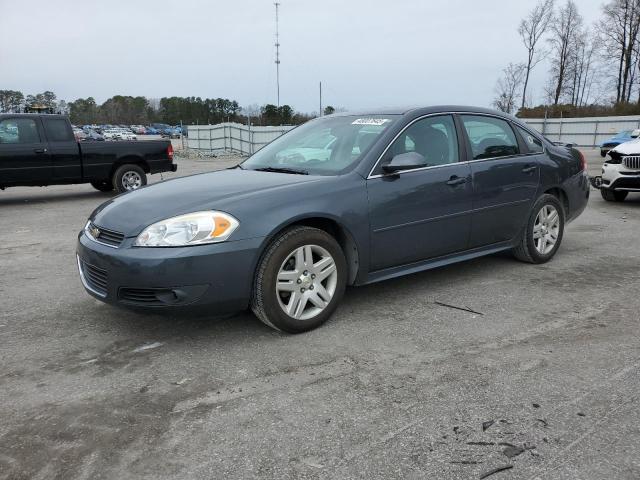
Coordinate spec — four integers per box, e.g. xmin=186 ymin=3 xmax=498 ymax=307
xmin=274 ymin=2 xmax=281 ymax=107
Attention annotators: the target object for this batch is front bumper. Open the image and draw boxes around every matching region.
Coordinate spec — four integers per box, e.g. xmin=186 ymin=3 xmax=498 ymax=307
xmin=76 ymin=231 xmax=265 ymax=313
xmin=601 ymin=163 xmax=640 ymax=191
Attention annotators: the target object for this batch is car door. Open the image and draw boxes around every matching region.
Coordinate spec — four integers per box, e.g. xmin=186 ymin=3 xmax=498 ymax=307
xmin=0 ymin=116 xmax=51 ymax=185
xmin=458 ymin=114 xmax=541 ymax=248
xmin=42 ymin=117 xmax=82 ymax=180
xmin=366 ymin=114 xmax=473 ymax=271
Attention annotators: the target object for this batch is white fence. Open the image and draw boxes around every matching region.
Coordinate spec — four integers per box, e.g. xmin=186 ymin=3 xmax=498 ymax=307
xmin=186 ymin=123 xmax=295 ymax=156
xmin=525 ymin=115 xmax=640 ymax=147
xmin=186 ymin=115 xmax=640 ymax=154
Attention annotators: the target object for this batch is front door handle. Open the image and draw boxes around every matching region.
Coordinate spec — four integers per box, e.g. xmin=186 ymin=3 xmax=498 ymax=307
xmin=522 ymin=164 xmax=537 ymax=173
xmin=446 ymin=175 xmax=467 ymax=186
xmin=33 ymin=148 xmax=47 ymax=154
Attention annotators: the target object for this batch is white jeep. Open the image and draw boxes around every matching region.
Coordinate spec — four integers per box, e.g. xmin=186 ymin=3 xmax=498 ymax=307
xmin=598 ymin=136 xmax=640 ymax=202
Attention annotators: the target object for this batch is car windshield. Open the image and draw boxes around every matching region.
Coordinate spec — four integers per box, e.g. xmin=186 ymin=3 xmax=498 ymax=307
xmin=241 ymin=115 xmax=398 ymax=175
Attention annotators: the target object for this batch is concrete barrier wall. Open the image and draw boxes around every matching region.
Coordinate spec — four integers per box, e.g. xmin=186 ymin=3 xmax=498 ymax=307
xmin=524 ymin=115 xmax=640 ymax=147
xmin=187 ymin=123 xmax=295 ymax=155
xmin=187 ymin=115 xmax=640 ymax=153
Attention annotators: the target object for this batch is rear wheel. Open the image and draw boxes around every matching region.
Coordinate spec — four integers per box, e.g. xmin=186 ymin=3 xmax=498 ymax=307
xmin=251 ymin=226 xmax=347 ymax=333
xmin=600 ymin=188 xmax=627 ymax=202
xmin=113 ymin=164 xmax=147 ymax=193
xmin=90 ymin=180 xmax=113 ymax=192
xmin=512 ymin=194 xmax=564 ymax=264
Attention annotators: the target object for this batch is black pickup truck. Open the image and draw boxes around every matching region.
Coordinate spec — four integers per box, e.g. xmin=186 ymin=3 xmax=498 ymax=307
xmin=0 ymin=114 xmax=177 ymax=193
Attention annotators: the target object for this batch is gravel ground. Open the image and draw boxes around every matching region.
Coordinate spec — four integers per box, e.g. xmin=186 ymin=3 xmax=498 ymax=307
xmin=1 ymin=149 xmax=639 ymax=480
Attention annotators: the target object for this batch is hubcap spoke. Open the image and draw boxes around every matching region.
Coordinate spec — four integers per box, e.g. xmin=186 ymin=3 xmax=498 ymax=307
xmin=534 ymin=204 xmax=559 ymax=254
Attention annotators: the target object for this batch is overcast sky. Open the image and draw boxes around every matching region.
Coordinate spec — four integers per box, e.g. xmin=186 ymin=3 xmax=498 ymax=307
xmin=1 ymin=0 xmax=603 ymax=113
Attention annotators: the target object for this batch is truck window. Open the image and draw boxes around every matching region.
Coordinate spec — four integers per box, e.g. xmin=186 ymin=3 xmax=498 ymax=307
xmin=0 ymin=118 xmax=41 ymax=144
xmin=43 ymin=118 xmax=74 ymax=142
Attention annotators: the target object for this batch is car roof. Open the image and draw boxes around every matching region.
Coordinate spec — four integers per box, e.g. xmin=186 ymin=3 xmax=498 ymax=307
xmin=332 ymin=105 xmax=518 ymax=120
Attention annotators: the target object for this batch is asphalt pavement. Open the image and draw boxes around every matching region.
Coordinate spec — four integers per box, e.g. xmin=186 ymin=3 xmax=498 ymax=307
xmin=1 ymin=149 xmax=639 ymax=479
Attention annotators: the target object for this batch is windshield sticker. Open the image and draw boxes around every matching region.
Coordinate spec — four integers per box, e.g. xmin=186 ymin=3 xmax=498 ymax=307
xmin=352 ymin=118 xmax=390 ymax=126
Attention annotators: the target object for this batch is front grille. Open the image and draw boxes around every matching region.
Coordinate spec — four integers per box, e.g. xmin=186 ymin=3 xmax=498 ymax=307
xmin=119 ymin=288 xmax=164 ymax=306
xmin=81 ymin=261 xmax=108 ymax=296
xmin=88 ymin=223 xmax=125 ymax=247
xmin=623 ymin=155 xmax=640 ymax=170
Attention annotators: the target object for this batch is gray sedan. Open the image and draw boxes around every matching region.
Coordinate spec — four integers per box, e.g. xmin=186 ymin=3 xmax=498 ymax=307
xmin=77 ymin=106 xmax=590 ymax=332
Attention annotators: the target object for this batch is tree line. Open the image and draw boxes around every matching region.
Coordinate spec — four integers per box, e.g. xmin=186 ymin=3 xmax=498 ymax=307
xmin=495 ymin=0 xmax=640 ymax=117
xmin=0 ymin=90 xmax=326 ymax=126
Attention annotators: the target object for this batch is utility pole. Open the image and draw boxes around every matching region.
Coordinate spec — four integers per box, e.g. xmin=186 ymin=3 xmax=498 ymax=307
xmin=319 ymin=81 xmax=322 ymax=116
xmin=274 ymin=2 xmax=281 ymax=107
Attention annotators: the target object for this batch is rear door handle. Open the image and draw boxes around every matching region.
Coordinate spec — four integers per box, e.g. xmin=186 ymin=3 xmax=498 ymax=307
xmin=522 ymin=164 xmax=537 ymax=173
xmin=34 ymin=148 xmax=47 ymax=154
xmin=446 ymin=175 xmax=467 ymax=186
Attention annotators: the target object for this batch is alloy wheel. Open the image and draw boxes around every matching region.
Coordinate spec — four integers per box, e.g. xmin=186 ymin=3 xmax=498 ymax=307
xmin=275 ymin=244 xmax=338 ymax=320
xmin=533 ymin=205 xmax=560 ymax=255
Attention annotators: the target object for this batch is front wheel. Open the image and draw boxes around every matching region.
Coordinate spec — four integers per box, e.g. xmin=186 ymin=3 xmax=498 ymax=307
xmin=113 ymin=164 xmax=147 ymax=193
xmin=512 ymin=194 xmax=565 ymax=264
xmin=251 ymin=226 xmax=347 ymax=333
xmin=600 ymin=188 xmax=627 ymax=202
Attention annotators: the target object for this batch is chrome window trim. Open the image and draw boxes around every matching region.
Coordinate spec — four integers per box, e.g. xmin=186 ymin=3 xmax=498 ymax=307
xmin=367 ymin=111 xmax=543 ymax=180
xmin=76 ymin=255 xmax=107 ymax=298
xmin=84 ymin=221 xmax=120 ymax=249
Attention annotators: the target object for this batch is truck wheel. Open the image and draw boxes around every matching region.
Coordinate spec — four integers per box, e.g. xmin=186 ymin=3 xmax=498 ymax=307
xmin=251 ymin=226 xmax=347 ymax=333
xmin=113 ymin=164 xmax=147 ymax=193
xmin=512 ymin=194 xmax=565 ymax=264
xmin=600 ymin=188 xmax=627 ymax=202
xmin=90 ymin=180 xmax=113 ymax=192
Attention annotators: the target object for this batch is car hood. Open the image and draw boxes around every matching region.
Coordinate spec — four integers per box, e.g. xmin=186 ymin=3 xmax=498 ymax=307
xmin=610 ymin=138 xmax=640 ymax=155
xmin=91 ymin=169 xmax=325 ymax=236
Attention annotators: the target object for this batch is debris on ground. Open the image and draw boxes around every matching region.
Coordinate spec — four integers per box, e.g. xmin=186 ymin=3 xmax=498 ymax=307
xmin=434 ymin=301 xmax=484 ymax=315
xmin=479 ymin=464 xmax=513 ymax=479
xmin=174 ymin=378 xmax=191 ymax=386
xmin=132 ymin=342 xmax=164 ymax=353
xmin=467 ymin=441 xmax=495 ymax=446
xmin=500 ymin=442 xmax=525 ymax=458
xmin=532 ymin=403 xmax=540 ymax=408
xmin=482 ymin=420 xmax=495 ymax=431
xmin=577 ymin=412 xmax=586 ymax=417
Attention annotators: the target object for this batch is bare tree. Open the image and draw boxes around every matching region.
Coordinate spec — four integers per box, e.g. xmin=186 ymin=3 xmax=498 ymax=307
xmin=493 ymin=63 xmax=526 ymax=114
xmin=519 ymin=0 xmax=555 ymax=108
xmin=598 ymin=0 xmax=640 ymax=103
xmin=548 ymin=0 xmax=583 ymax=105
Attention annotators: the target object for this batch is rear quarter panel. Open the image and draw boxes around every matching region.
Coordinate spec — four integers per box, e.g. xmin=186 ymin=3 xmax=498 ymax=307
xmin=79 ymin=140 xmax=171 ymax=180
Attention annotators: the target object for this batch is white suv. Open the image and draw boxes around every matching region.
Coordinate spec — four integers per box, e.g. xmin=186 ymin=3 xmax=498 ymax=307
xmin=599 ymin=136 xmax=640 ymax=202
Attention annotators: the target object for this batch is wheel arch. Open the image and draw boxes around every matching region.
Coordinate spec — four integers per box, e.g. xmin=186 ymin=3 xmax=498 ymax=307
xmin=257 ymin=215 xmax=361 ymax=286
xmin=110 ymin=155 xmax=150 ymax=178
xmin=543 ymin=186 xmax=570 ymax=216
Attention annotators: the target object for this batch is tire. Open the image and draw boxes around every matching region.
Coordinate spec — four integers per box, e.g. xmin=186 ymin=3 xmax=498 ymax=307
xmin=600 ymin=188 xmax=628 ymax=202
xmin=90 ymin=180 xmax=113 ymax=192
xmin=600 ymin=150 xmax=606 ymax=157
xmin=512 ymin=194 xmax=565 ymax=264
xmin=113 ymin=164 xmax=147 ymax=193
xmin=251 ymin=226 xmax=347 ymax=333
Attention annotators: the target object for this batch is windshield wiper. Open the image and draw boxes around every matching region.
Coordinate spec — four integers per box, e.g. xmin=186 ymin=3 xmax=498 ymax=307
xmin=253 ymin=166 xmax=309 ymax=175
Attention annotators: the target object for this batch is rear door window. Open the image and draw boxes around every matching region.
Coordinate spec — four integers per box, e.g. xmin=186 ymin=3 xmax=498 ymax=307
xmin=460 ymin=115 xmax=519 ymax=160
xmin=515 ymin=125 xmax=544 ymax=154
xmin=0 ymin=118 xmax=41 ymax=144
xmin=43 ymin=118 xmax=74 ymax=142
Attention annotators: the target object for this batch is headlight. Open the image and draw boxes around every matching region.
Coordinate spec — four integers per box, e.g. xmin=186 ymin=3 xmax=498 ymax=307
xmin=134 ymin=211 xmax=239 ymax=247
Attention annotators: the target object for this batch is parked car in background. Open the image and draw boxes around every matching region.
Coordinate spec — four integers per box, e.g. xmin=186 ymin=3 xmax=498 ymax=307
xmin=103 ymin=128 xmax=137 ymax=141
xmin=596 ymin=138 xmax=640 ymax=202
xmin=131 ymin=125 xmax=147 ymax=135
xmin=84 ymin=130 xmax=105 ymax=141
xmin=76 ymin=106 xmax=589 ymax=333
xmin=599 ymin=129 xmax=638 ymax=157
xmin=145 ymin=126 xmax=159 ymax=135
xmin=73 ymin=128 xmax=87 ymax=141
xmin=0 ymin=114 xmax=176 ymax=193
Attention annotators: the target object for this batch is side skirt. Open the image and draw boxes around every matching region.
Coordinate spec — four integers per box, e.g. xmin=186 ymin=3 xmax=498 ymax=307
xmin=361 ymin=241 xmax=515 ymax=286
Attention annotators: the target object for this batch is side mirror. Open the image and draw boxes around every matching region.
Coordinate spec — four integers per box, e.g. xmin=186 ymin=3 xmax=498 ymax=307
xmin=382 ymin=152 xmax=427 ymax=174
